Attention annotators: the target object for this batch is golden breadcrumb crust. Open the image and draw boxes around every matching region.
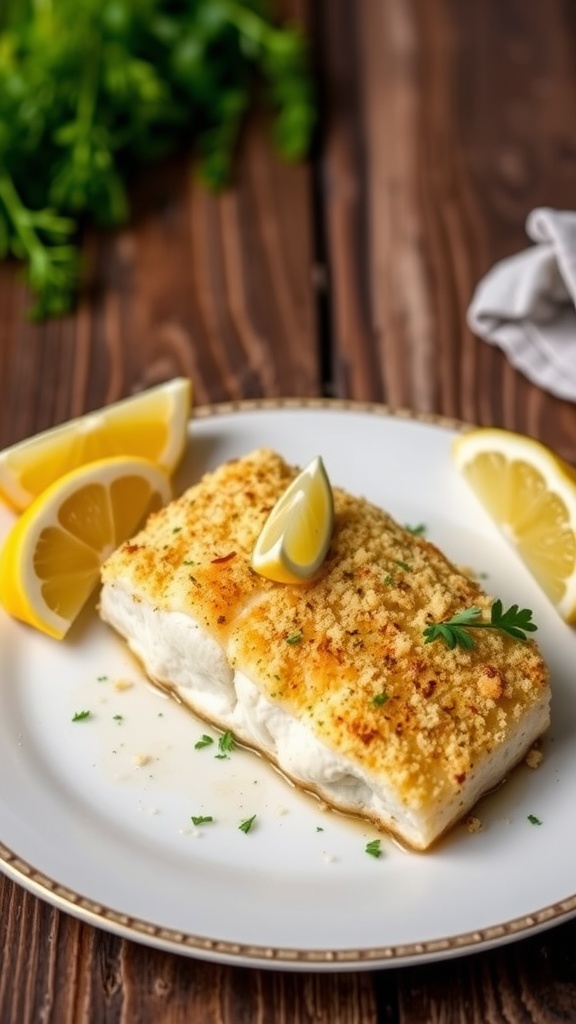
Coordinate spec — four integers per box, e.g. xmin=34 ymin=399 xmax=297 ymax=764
xmin=101 ymin=448 xmax=550 ymax=811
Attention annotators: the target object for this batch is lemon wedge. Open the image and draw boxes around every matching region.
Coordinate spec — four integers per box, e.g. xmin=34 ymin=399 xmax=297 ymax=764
xmin=0 ymin=455 xmax=170 ymax=639
xmin=453 ymin=427 xmax=576 ymax=621
xmin=0 ymin=377 xmax=191 ymax=511
xmin=251 ymin=455 xmax=334 ymax=584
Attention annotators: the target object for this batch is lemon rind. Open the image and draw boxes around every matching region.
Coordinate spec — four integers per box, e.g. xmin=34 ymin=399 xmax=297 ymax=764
xmin=251 ymin=455 xmax=334 ymax=585
xmin=453 ymin=428 xmax=576 ymax=621
xmin=0 ymin=456 xmax=171 ymax=639
xmin=0 ymin=378 xmax=191 ymax=511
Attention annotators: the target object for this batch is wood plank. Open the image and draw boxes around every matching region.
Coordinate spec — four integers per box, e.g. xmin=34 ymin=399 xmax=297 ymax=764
xmin=398 ymin=919 xmax=576 ymax=1023
xmin=0 ymin=125 xmax=318 ymax=449
xmin=314 ymin=1 xmax=576 ymax=1020
xmin=0 ymin=2 xmax=332 ymax=1020
xmin=3 ymin=1 xmax=576 ymax=1021
xmin=0 ymin=881 xmax=381 ymax=1024
xmin=317 ymin=0 xmax=576 ymax=462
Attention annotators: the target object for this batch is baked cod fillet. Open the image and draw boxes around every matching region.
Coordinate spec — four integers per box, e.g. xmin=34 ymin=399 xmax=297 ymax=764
xmin=99 ymin=448 xmax=551 ymax=851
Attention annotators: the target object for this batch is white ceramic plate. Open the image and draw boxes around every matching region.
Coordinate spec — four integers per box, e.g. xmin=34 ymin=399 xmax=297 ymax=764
xmin=1 ymin=400 xmax=575 ymax=972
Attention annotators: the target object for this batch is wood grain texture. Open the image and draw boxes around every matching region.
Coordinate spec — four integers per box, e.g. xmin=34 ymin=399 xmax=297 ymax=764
xmin=0 ymin=1 xmax=325 ymax=1020
xmin=0 ymin=880 xmax=380 ymax=1024
xmin=0 ymin=121 xmax=318 ymax=449
xmin=398 ymin=918 xmax=576 ymax=1023
xmin=318 ymin=0 xmax=576 ymax=463
xmin=2 ymin=1 xmax=576 ymax=1022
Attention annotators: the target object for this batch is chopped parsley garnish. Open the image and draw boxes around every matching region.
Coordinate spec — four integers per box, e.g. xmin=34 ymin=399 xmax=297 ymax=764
xmin=215 ymin=731 xmax=236 ymax=758
xmin=405 ymin=523 xmax=426 ymax=536
xmin=72 ymin=710 xmax=91 ymax=722
xmin=527 ymin=814 xmax=542 ymax=826
xmin=365 ymin=839 xmax=382 ymax=858
xmin=96 ymin=675 xmax=108 ymax=681
xmin=191 ymin=815 xmax=214 ymax=826
xmin=286 ymin=631 xmax=303 ymax=645
xmin=219 ymin=730 xmax=236 ymax=752
xmin=239 ymin=814 xmax=257 ymax=834
xmin=393 ymin=559 xmax=412 ymax=572
xmin=383 ymin=574 xmax=394 ymax=586
xmin=423 ymin=600 xmax=537 ymax=650
xmin=372 ymin=692 xmax=389 ymax=707
xmin=194 ymin=734 xmax=214 ymax=750
xmin=316 ymin=826 xmax=324 ymax=832
xmin=0 ymin=3 xmax=314 ymax=319
xmin=113 ymin=714 xmax=123 ymax=723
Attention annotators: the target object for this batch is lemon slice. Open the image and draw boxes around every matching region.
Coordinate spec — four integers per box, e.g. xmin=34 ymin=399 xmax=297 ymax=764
xmin=453 ymin=427 xmax=576 ymax=621
xmin=251 ymin=455 xmax=334 ymax=584
xmin=0 ymin=377 xmax=191 ymax=511
xmin=0 ymin=456 xmax=170 ymax=639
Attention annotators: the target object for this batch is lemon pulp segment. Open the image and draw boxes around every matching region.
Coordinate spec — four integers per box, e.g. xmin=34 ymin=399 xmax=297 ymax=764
xmin=0 ymin=456 xmax=171 ymax=639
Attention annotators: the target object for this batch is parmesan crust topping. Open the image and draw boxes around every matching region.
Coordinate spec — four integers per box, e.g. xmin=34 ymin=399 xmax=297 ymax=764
xmin=100 ymin=448 xmax=551 ymax=849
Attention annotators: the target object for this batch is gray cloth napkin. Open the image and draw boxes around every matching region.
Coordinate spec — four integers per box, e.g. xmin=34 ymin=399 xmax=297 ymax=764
xmin=467 ymin=207 xmax=576 ymax=402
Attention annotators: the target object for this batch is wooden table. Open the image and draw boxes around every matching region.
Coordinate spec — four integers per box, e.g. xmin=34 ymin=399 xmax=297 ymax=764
xmin=2 ymin=1 xmax=576 ymax=1020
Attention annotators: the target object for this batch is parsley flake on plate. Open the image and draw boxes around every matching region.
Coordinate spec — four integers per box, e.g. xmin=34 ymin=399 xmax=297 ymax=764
xmin=215 ymin=731 xmax=236 ymax=758
xmin=365 ymin=839 xmax=382 ymax=858
xmin=71 ymin=710 xmax=91 ymax=722
xmin=194 ymin=734 xmax=214 ymax=750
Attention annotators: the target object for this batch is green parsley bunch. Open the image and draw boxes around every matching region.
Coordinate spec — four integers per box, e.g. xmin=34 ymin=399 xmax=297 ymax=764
xmin=0 ymin=0 xmax=315 ymax=318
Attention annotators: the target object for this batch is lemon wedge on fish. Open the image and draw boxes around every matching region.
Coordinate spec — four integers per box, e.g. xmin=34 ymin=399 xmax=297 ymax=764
xmin=251 ymin=455 xmax=334 ymax=583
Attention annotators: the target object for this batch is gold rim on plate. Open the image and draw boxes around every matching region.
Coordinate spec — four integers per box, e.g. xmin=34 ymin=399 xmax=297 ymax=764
xmin=1 ymin=398 xmax=574 ymax=969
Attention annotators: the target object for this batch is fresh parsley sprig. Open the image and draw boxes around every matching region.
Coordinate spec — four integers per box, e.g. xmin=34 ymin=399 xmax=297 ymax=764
xmin=423 ymin=600 xmax=537 ymax=650
xmin=0 ymin=0 xmax=315 ymax=318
